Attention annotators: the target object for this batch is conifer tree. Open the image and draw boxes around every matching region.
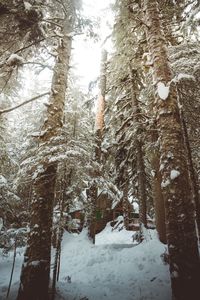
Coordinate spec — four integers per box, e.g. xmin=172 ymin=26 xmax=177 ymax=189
xmin=88 ymin=50 xmax=107 ymax=243
xmin=17 ymin=1 xmax=76 ymax=299
xmin=129 ymin=67 xmax=147 ymax=229
xmin=109 ymin=0 xmax=148 ymax=230
xmin=142 ymin=1 xmax=200 ymax=298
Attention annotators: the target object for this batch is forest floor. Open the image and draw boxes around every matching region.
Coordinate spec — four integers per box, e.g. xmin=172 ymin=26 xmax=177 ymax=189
xmin=0 ymin=223 xmax=171 ymax=300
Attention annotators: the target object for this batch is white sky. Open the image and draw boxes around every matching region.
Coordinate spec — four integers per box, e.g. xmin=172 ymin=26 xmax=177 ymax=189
xmin=73 ymin=0 xmax=115 ymax=91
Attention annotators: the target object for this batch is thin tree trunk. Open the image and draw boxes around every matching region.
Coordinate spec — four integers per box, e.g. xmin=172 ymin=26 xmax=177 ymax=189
xmin=17 ymin=2 xmax=75 ymax=299
xmin=51 ymin=163 xmax=67 ymax=299
xmin=6 ymin=239 xmax=17 ymax=299
xmin=56 ymin=247 xmax=61 ymax=282
xmin=143 ymin=1 xmax=200 ymax=299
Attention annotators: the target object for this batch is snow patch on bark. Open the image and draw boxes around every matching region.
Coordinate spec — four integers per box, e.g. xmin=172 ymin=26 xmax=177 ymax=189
xmin=159 ymin=163 xmax=165 ymax=171
xmin=170 ymin=170 xmax=180 ymax=180
xmin=157 ymin=82 xmax=170 ymax=100
xmin=30 ymin=260 xmax=40 ymax=267
xmin=161 ymin=179 xmax=170 ymax=188
xmin=171 ymin=271 xmax=179 ymax=278
xmin=177 ymin=73 xmax=195 ymax=81
xmin=24 ymin=1 xmax=32 ymax=11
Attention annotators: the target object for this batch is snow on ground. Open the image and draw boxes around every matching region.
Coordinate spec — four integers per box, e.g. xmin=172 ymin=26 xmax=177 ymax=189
xmin=0 ymin=224 xmax=171 ymax=300
xmin=0 ymin=247 xmax=24 ymax=300
xmin=56 ymin=224 xmax=171 ymax=300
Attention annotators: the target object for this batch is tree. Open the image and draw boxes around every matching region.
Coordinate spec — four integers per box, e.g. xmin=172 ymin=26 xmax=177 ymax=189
xmin=142 ymin=0 xmax=200 ymax=298
xmin=129 ymin=67 xmax=147 ymax=229
xmin=17 ymin=1 xmax=76 ymax=299
xmin=88 ymin=50 xmax=107 ymax=243
xmin=107 ymin=0 xmax=149 ymax=231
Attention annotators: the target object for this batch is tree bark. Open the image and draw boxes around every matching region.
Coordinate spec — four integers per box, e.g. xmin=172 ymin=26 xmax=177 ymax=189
xmin=123 ymin=170 xmax=129 ymax=229
xmin=151 ymin=146 xmax=167 ymax=244
xmin=17 ymin=165 xmax=56 ymax=300
xmin=17 ymin=2 xmax=75 ymax=299
xmin=176 ymin=83 xmax=200 ymax=239
xmin=143 ymin=1 xmax=200 ymax=299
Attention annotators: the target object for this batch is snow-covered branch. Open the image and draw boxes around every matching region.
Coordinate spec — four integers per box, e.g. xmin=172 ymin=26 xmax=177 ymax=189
xmin=0 ymin=92 xmax=50 ymax=115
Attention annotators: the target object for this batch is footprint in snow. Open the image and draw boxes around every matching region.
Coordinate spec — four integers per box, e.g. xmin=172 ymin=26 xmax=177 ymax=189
xmin=138 ymin=263 xmax=144 ymax=270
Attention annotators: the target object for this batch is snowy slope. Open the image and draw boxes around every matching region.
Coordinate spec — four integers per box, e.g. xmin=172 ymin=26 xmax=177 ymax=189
xmin=0 ymin=224 xmax=171 ymax=300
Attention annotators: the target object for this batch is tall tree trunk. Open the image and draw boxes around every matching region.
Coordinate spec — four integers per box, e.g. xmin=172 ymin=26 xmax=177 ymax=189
xmin=143 ymin=1 xmax=200 ymax=299
xmin=129 ymin=68 xmax=147 ymax=228
xmin=88 ymin=50 xmax=107 ymax=243
xmin=17 ymin=2 xmax=75 ymax=299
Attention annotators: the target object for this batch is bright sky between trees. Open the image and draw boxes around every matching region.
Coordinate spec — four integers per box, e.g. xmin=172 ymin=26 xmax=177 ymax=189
xmin=73 ymin=0 xmax=115 ymax=90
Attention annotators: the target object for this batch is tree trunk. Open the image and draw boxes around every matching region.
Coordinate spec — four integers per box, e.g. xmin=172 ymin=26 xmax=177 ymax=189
xmin=143 ymin=1 xmax=200 ymax=299
xmin=136 ymin=141 xmax=147 ymax=228
xmin=17 ymin=165 xmax=56 ymax=300
xmin=87 ymin=183 xmax=98 ymax=244
xmin=151 ymin=148 xmax=167 ymax=244
xmin=123 ymin=170 xmax=129 ymax=230
xmin=177 ymin=83 xmax=200 ymax=239
xmin=51 ymin=165 xmax=66 ymax=300
xmin=129 ymin=68 xmax=147 ymax=228
xmin=88 ymin=50 xmax=107 ymax=243
xmin=181 ymin=116 xmax=200 ymax=238
xmin=17 ymin=2 xmax=75 ymax=299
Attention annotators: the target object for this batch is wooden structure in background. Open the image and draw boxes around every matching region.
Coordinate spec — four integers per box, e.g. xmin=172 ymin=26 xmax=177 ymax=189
xmin=68 ymin=192 xmax=155 ymax=234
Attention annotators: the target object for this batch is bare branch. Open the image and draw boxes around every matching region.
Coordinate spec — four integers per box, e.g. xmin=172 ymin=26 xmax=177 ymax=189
xmin=0 ymin=92 xmax=50 ymax=115
xmin=42 ymin=19 xmax=63 ymax=29
xmin=22 ymin=61 xmax=53 ymax=70
xmin=14 ymin=38 xmax=46 ymax=55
